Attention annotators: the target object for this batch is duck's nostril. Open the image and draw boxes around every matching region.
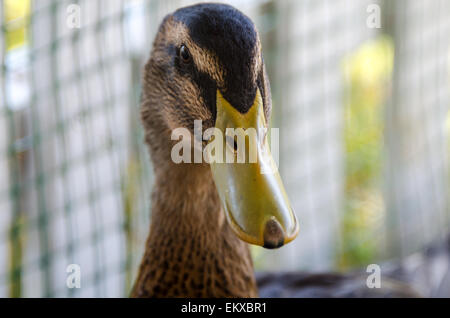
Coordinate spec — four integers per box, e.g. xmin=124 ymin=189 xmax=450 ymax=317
xmin=263 ymin=218 xmax=285 ymax=249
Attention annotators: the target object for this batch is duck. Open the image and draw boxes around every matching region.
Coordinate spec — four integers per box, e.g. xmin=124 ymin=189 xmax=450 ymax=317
xmin=131 ymin=3 xmax=298 ymax=298
xmin=130 ymin=3 xmax=423 ymax=298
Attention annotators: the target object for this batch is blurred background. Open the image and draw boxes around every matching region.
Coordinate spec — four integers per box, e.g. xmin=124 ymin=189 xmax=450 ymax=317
xmin=0 ymin=0 xmax=449 ymax=297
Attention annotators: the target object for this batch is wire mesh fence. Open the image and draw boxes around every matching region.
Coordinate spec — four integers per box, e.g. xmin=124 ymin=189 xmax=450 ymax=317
xmin=0 ymin=0 xmax=449 ymax=297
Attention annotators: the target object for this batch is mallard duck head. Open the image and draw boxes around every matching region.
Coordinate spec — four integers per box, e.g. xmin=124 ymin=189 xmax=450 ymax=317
xmin=141 ymin=3 xmax=299 ymax=249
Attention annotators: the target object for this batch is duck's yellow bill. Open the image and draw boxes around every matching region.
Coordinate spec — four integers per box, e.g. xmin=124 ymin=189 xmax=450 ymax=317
xmin=208 ymin=89 xmax=299 ymax=248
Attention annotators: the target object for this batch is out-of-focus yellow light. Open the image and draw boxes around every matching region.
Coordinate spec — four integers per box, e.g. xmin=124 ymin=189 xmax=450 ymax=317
xmin=343 ymin=36 xmax=394 ymax=88
xmin=4 ymin=0 xmax=31 ymax=50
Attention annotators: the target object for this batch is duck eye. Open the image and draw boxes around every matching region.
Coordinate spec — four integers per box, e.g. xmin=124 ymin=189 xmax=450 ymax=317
xmin=179 ymin=45 xmax=191 ymax=63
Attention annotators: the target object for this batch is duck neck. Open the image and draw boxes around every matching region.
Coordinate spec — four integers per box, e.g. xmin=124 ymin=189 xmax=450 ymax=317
xmin=131 ymin=160 xmax=258 ymax=297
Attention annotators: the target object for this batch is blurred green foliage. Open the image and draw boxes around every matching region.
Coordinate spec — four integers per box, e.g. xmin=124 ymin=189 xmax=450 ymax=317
xmin=339 ymin=36 xmax=394 ymax=269
xmin=122 ymin=158 xmax=142 ymax=294
xmin=4 ymin=0 xmax=30 ymax=51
